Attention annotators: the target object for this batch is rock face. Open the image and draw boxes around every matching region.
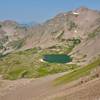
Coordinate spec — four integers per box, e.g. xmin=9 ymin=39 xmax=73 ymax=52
xmin=23 ymin=7 xmax=100 ymax=49
xmin=0 ymin=7 xmax=100 ymax=64
xmin=0 ymin=20 xmax=29 ymax=54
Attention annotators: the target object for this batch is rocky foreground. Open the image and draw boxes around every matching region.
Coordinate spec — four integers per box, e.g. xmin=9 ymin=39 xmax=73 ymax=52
xmin=0 ymin=70 xmax=100 ymax=100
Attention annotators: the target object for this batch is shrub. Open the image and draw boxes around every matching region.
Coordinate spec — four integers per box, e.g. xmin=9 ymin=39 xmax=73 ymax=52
xmin=67 ymin=20 xmax=77 ymax=31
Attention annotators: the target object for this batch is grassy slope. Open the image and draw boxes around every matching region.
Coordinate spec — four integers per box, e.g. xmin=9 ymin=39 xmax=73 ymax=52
xmin=54 ymin=57 xmax=100 ymax=85
xmin=0 ymin=48 xmax=78 ymax=80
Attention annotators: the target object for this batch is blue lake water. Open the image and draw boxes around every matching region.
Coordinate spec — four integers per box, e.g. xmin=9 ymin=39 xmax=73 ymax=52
xmin=43 ymin=54 xmax=72 ymax=63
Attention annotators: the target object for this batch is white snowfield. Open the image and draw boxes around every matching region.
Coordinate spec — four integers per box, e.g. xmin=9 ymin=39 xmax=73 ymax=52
xmin=72 ymin=12 xmax=79 ymax=15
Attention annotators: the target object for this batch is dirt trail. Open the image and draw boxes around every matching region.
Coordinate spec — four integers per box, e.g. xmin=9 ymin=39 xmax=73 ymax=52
xmin=0 ymin=72 xmax=67 ymax=100
xmin=0 ymin=72 xmax=100 ymax=100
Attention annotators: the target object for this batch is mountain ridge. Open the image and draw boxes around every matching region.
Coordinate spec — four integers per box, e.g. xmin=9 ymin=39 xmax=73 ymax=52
xmin=0 ymin=7 xmax=100 ymax=65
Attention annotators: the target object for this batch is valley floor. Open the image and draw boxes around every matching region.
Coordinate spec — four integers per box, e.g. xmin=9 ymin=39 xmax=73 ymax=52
xmin=0 ymin=72 xmax=100 ymax=100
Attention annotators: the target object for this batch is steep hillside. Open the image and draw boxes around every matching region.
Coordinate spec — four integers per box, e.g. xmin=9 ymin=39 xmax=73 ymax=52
xmin=0 ymin=7 xmax=100 ymax=54
xmin=0 ymin=20 xmax=29 ymax=54
xmin=70 ymin=31 xmax=100 ymax=65
xmin=23 ymin=7 xmax=100 ymax=49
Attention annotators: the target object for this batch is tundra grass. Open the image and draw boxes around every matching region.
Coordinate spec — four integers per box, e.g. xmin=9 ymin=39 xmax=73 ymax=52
xmin=0 ymin=48 xmax=78 ymax=80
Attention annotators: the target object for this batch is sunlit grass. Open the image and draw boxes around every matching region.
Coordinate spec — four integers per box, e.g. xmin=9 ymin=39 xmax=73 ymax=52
xmin=54 ymin=58 xmax=100 ymax=85
xmin=0 ymin=48 xmax=78 ymax=80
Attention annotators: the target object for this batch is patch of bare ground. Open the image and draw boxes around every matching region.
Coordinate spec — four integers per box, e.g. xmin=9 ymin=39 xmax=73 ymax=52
xmin=0 ymin=67 xmax=100 ymax=100
xmin=54 ymin=78 xmax=100 ymax=100
xmin=51 ymin=67 xmax=100 ymax=100
xmin=0 ymin=72 xmax=67 ymax=100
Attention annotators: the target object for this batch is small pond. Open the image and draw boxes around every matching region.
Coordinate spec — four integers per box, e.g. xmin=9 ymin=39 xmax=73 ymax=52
xmin=43 ymin=54 xmax=72 ymax=63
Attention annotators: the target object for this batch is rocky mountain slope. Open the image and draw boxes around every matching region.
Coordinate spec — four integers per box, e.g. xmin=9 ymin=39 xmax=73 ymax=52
xmin=23 ymin=7 xmax=100 ymax=49
xmin=0 ymin=20 xmax=29 ymax=54
xmin=0 ymin=7 xmax=100 ymax=50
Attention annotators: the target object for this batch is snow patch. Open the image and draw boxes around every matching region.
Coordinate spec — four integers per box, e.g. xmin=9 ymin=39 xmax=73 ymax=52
xmin=72 ymin=12 xmax=79 ymax=15
xmin=74 ymin=30 xmax=78 ymax=33
xmin=40 ymin=59 xmax=45 ymax=62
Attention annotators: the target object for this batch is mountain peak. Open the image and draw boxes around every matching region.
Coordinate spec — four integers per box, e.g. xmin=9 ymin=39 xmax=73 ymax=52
xmin=2 ymin=20 xmax=18 ymax=26
xmin=74 ymin=6 xmax=89 ymax=13
xmin=77 ymin=6 xmax=89 ymax=10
